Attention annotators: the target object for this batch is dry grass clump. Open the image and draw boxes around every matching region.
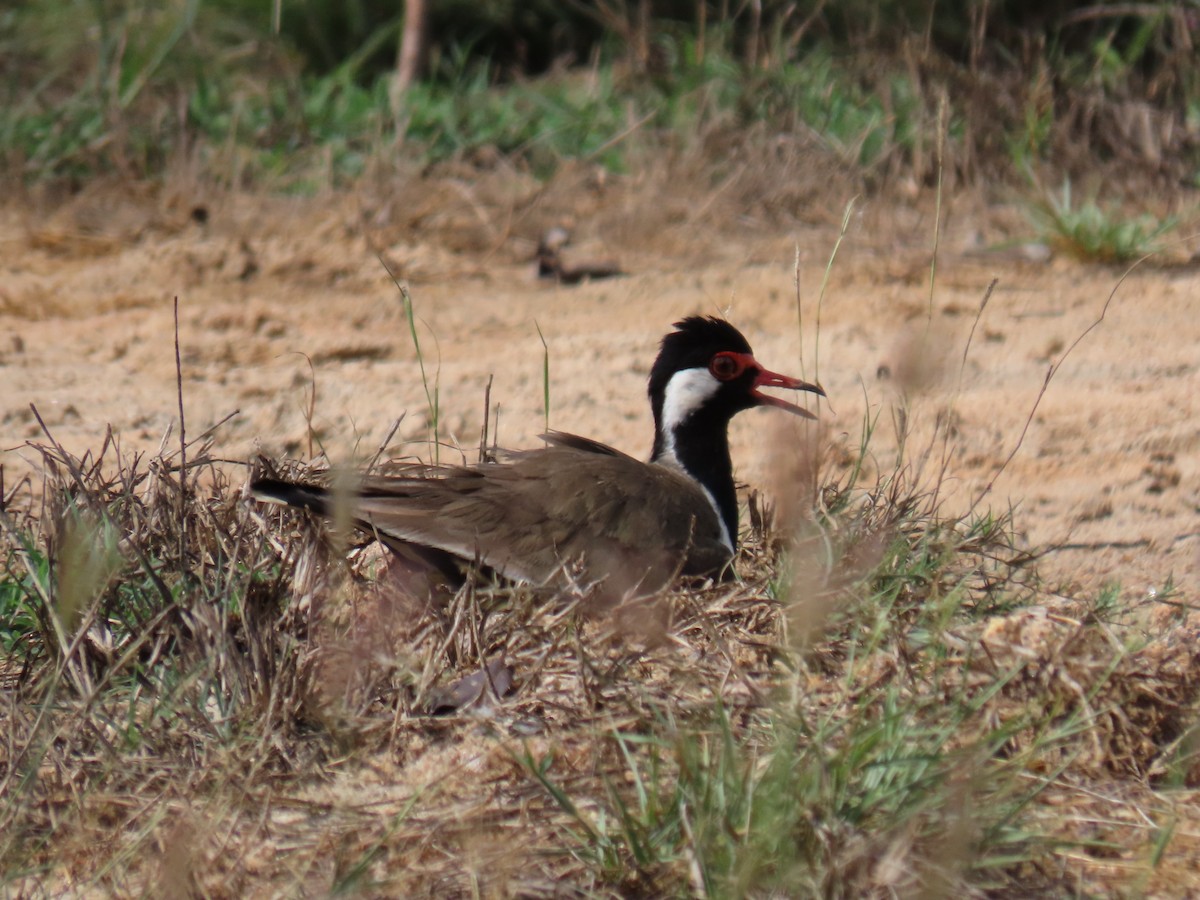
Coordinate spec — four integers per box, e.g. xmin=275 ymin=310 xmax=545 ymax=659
xmin=0 ymin=427 xmax=325 ymax=890
xmin=1 ymin=405 xmax=1197 ymax=896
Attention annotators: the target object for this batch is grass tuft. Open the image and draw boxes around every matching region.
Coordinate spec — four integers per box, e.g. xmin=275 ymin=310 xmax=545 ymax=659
xmin=1026 ymin=181 xmax=1178 ymax=264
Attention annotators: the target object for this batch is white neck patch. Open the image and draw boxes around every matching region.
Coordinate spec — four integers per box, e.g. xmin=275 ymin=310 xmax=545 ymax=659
xmin=656 ymin=367 xmax=721 ymax=467
xmin=654 ymin=367 xmax=733 ymax=553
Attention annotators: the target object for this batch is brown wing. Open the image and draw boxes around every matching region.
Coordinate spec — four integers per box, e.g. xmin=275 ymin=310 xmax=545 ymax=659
xmin=254 ymin=439 xmax=732 ymax=595
xmin=538 ymin=430 xmax=630 ymax=457
xmin=348 ymin=445 xmax=731 ymax=593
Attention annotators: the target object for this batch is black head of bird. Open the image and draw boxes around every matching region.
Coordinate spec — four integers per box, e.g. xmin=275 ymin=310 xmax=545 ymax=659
xmin=252 ymin=315 xmax=824 ymax=600
xmin=647 ymin=315 xmax=821 ymax=553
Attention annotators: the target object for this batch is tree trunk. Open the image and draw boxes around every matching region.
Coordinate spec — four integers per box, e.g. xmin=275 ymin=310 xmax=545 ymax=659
xmin=394 ymin=0 xmax=430 ymax=97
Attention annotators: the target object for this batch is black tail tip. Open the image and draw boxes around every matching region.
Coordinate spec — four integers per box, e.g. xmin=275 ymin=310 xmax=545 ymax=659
xmin=249 ymin=477 xmax=327 ymax=513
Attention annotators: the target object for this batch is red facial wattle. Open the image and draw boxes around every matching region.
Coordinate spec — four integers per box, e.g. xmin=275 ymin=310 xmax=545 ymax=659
xmin=707 ymin=351 xmax=825 ymax=419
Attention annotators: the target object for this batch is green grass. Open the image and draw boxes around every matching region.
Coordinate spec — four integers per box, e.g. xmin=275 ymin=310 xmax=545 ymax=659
xmin=394 ymin=281 xmax=441 ymax=463
xmin=6 ymin=1 xmax=1193 ymax=190
xmin=1027 ymin=181 xmax=1178 ymax=264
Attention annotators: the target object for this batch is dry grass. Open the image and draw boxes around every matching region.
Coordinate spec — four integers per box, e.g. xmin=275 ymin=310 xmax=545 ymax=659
xmin=2 ymin=369 xmax=1198 ymax=898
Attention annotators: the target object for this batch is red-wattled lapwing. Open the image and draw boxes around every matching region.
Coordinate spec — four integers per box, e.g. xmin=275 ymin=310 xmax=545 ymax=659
xmin=251 ymin=316 xmax=824 ymax=599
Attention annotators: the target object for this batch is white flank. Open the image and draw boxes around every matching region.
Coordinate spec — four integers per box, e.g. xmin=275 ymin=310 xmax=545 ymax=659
xmin=656 ymin=367 xmax=732 ymax=552
xmin=251 ymin=491 xmax=292 ymax=506
xmin=698 ymin=483 xmax=734 ymax=553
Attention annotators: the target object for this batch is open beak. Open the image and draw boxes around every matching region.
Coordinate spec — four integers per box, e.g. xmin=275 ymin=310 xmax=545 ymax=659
xmin=751 ymin=366 xmax=826 ymax=420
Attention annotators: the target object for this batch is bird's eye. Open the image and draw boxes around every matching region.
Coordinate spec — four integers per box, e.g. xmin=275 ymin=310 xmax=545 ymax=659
xmin=709 ymin=352 xmax=744 ymax=381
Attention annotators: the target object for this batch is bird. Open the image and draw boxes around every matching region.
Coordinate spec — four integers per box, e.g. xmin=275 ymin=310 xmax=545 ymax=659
xmin=251 ymin=316 xmax=824 ymax=600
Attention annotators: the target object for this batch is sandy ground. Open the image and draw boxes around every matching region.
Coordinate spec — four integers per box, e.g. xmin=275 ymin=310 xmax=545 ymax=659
xmin=1 ymin=179 xmax=1197 ymax=606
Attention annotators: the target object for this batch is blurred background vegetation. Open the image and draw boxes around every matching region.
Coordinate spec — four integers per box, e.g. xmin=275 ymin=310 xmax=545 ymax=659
xmin=1 ymin=0 xmax=1197 ymax=191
